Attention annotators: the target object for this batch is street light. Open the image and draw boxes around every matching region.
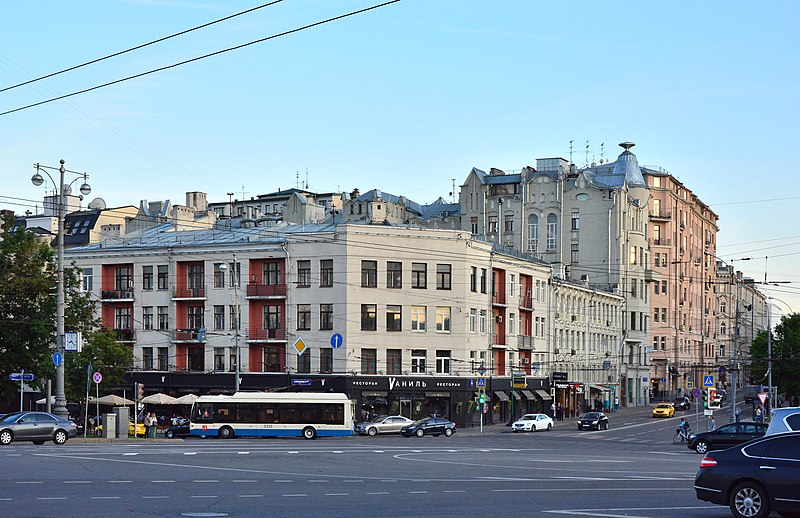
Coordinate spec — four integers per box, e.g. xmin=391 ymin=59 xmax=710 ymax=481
xmin=219 ymin=255 xmax=240 ymax=392
xmin=31 ymin=160 xmax=91 ymax=419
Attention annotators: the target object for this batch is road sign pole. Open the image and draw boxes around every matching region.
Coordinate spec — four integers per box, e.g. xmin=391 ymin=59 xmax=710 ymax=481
xmin=19 ymin=369 xmax=24 ymax=412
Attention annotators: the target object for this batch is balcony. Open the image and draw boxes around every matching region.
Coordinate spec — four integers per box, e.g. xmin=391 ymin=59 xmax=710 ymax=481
xmin=491 ymin=290 xmax=506 ymax=306
xmin=648 ymin=238 xmax=671 ymax=247
xmin=172 ymin=286 xmax=206 ymax=299
xmin=649 ymin=210 xmax=672 ymax=221
xmin=247 ymin=328 xmax=287 ymax=342
xmin=246 ymin=282 xmax=287 ymax=299
xmin=519 ymin=292 xmax=533 ymax=310
xmin=517 ymin=335 xmax=535 ymax=349
xmin=113 ymin=328 xmax=135 ymax=342
xmin=644 ymin=269 xmax=661 ymax=283
xmin=172 ymin=328 xmax=206 ymax=343
xmin=101 ymin=289 xmax=134 ymax=301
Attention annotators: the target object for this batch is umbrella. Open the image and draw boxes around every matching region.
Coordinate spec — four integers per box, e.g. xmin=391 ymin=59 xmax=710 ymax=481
xmin=90 ymin=394 xmax=135 ymax=406
xmin=173 ymin=393 xmax=198 ymax=405
xmin=36 ymin=396 xmax=56 ymax=405
xmin=141 ymin=393 xmax=177 ymax=405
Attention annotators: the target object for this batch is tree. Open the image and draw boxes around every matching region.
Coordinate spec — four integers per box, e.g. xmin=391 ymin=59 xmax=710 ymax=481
xmin=65 ymin=328 xmax=133 ymax=403
xmin=749 ymin=313 xmax=800 ymax=402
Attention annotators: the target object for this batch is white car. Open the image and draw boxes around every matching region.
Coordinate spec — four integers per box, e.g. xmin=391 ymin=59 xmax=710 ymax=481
xmin=511 ymin=413 xmax=553 ymax=432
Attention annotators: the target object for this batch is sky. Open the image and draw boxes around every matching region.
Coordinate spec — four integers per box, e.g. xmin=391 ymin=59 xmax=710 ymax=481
xmin=1 ymin=0 xmax=799 ymax=315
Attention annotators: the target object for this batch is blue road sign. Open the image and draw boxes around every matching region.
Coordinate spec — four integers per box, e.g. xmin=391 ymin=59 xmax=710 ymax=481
xmin=9 ymin=373 xmax=35 ymax=381
xmin=292 ymin=379 xmax=311 ymax=386
xmin=53 ymin=352 xmax=63 ymax=366
xmin=703 ymin=375 xmax=715 ymax=387
xmin=476 ymin=377 xmax=486 ymax=388
xmin=92 ymin=371 xmax=102 ymax=384
xmin=330 ymin=333 xmax=343 ymax=349
xmin=692 ymin=388 xmax=702 ymax=398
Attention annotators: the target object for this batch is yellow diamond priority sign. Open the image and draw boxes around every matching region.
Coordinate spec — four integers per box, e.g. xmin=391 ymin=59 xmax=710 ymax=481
xmin=292 ymin=336 xmax=308 ymax=356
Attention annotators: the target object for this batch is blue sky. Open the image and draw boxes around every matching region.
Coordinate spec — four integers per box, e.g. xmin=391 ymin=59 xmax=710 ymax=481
xmin=1 ymin=0 xmax=799 ymax=313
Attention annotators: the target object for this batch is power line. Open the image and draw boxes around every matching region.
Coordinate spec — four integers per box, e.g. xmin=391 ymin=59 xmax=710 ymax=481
xmin=0 ymin=0 xmax=402 ymax=117
xmin=0 ymin=1 xmax=285 ymax=94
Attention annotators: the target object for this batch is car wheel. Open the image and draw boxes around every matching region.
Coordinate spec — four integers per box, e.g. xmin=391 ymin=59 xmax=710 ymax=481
xmin=219 ymin=426 xmax=234 ymax=440
xmin=302 ymin=426 xmax=317 ymax=440
xmin=367 ymin=427 xmax=378 ymax=437
xmin=694 ymin=440 xmax=709 ymax=454
xmin=444 ymin=428 xmax=453 ymax=437
xmin=166 ymin=430 xmax=174 ymax=439
xmin=729 ymin=481 xmax=769 ymax=518
xmin=53 ymin=430 xmax=68 ymax=445
xmin=416 ymin=428 xmax=425 ymax=438
xmin=0 ymin=430 xmax=12 ymax=445
xmin=547 ymin=423 xmax=552 ymax=431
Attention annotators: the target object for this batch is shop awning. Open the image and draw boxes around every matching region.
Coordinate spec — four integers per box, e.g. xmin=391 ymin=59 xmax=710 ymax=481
xmin=494 ymin=391 xmax=510 ymax=402
xmin=534 ymin=389 xmax=553 ymax=401
xmin=510 ymin=390 xmax=522 ymax=400
xmin=521 ymin=389 xmax=536 ymax=399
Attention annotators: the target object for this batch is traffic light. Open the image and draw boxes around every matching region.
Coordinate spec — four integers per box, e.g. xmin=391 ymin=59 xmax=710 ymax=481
xmin=478 ymin=390 xmax=485 ymax=405
xmin=708 ymin=388 xmax=720 ymax=410
xmin=702 ymin=389 xmax=709 ymax=408
xmin=137 ymin=382 xmax=145 ymax=400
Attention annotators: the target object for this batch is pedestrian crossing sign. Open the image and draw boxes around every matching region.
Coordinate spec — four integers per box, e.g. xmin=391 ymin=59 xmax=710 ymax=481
xmin=703 ymin=375 xmax=714 ymax=387
xmin=687 ymin=381 xmax=693 ymax=390
xmin=476 ymin=377 xmax=486 ymax=388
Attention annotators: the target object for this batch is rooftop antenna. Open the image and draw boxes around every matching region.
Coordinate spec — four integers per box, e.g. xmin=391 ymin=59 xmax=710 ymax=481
xmin=451 ymin=178 xmax=456 ymax=203
xmin=305 ymin=169 xmax=309 ymax=190
xmin=296 ymin=171 xmax=299 ymax=189
xmin=240 ymin=184 xmax=248 ymax=200
xmin=569 ymin=140 xmax=574 ymax=165
xmin=585 ymin=140 xmax=589 ymax=167
xmin=600 ymin=142 xmax=605 ymax=164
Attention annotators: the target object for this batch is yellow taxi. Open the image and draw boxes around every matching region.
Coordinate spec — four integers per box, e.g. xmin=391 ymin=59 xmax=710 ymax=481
xmin=95 ymin=420 xmax=147 ymax=437
xmin=652 ymin=403 xmax=675 ymax=418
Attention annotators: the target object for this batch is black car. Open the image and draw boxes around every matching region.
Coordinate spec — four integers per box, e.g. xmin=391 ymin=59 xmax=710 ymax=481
xmin=0 ymin=411 xmax=78 ymax=445
xmin=577 ymin=412 xmax=609 ymax=431
xmin=695 ymin=432 xmax=800 ymax=518
xmin=165 ymin=423 xmax=191 ymax=439
xmin=400 ymin=417 xmax=456 ymax=437
xmin=673 ymin=397 xmax=691 ymax=411
xmin=687 ymin=421 xmax=768 ymax=454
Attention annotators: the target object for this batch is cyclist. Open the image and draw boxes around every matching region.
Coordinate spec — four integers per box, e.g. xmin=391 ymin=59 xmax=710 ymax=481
xmin=677 ymin=417 xmax=691 ymax=440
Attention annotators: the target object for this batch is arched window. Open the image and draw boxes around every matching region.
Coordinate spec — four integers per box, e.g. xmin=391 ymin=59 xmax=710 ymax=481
xmin=720 ymin=322 xmax=727 ymax=336
xmin=546 ymin=213 xmax=558 ymax=250
xmin=527 ymin=214 xmax=538 ymax=252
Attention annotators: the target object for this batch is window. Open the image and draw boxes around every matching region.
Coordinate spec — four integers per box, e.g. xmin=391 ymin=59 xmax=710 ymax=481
xmin=361 ymin=349 xmax=377 ymax=374
xmin=571 ymin=243 xmax=579 ymax=263
xmin=387 ymin=349 xmax=402 ymax=375
xmin=435 ymin=307 xmax=451 ymax=332
xmin=571 ymin=211 xmax=580 ymax=231
xmin=470 ymin=216 xmax=478 ymax=234
xmin=114 ymin=266 xmax=132 ymax=292
xmin=488 ymin=215 xmax=498 ymax=233
xmin=213 ymin=263 xmax=225 ymax=288
xmin=143 ymin=306 xmax=153 ymax=330
xmin=411 ymin=263 xmax=427 ymax=289
xmin=480 ymin=268 xmax=487 ymax=293
xmin=653 ymin=308 xmax=659 ymax=323
xmin=157 ymin=306 xmax=169 ymax=330
xmin=157 ymin=265 xmax=168 ymax=290
xmin=187 ymin=305 xmax=203 ymax=329
xmin=227 ymin=261 xmax=241 ymax=288
xmin=297 ymin=260 xmax=311 ymax=287
xmin=213 ymin=305 xmax=225 ymax=330
xmin=229 ymin=305 xmax=240 ymax=330
xmin=387 ymin=261 xmax=402 ymax=288
xmin=264 ymin=305 xmax=281 ymax=330
xmin=630 ymin=246 xmax=638 ymax=265
xmin=361 ymin=260 xmax=377 ymax=287
xmin=504 ymin=213 xmax=514 ymax=233
xmin=297 ymin=304 xmax=311 ymax=330
xmin=508 ymin=313 xmax=516 ymax=335
xmin=157 ymin=347 xmax=169 ymax=370
xmin=436 ymin=350 xmax=451 ymax=374
xmin=661 ymin=336 xmax=666 ymax=351
xmin=264 ymin=262 xmax=280 ymax=285
xmin=661 ymin=280 xmax=668 ymax=295
xmin=661 ymin=308 xmax=666 ymax=323
xmin=411 ymin=306 xmax=426 ymax=331
xmin=187 ymin=264 xmax=203 ymax=290
xmin=320 ymin=259 xmax=333 ymax=287
xmin=114 ymin=307 xmax=131 ymax=330
xmin=653 ymin=224 xmax=661 ymax=244
xmin=470 ymin=267 xmax=477 ymax=292
xmin=720 ymin=322 xmax=727 ymax=335
xmin=546 ymin=214 xmax=557 ymax=250
xmin=297 ymin=352 xmax=311 ymax=374
xmin=214 ymin=348 xmax=225 ymax=371
xmin=143 ymin=348 xmax=153 ymax=370
xmin=411 ymin=350 xmax=426 ymax=373
xmin=436 ymin=264 xmax=452 ymax=290
xmin=386 ymin=305 xmax=402 ymax=331
xmin=527 ymin=214 xmax=538 ymax=252
xmin=509 ymin=274 xmax=515 ymax=297
xmin=320 ymin=348 xmax=333 ymax=374
xmin=480 ymin=310 xmax=487 ymax=333
xmin=320 ymin=304 xmax=333 ymax=330
xmin=469 ymin=308 xmax=477 ymax=333
xmin=142 ymin=266 xmax=153 ymax=290
xmin=361 ymin=304 xmax=377 ymax=331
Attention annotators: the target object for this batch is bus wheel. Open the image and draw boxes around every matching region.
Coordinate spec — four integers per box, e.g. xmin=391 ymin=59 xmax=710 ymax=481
xmin=302 ymin=426 xmax=317 ymax=440
xmin=219 ymin=426 xmax=234 ymax=439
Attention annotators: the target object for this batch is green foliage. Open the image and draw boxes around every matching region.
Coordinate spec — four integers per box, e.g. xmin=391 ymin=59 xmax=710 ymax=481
xmin=65 ymin=328 xmax=133 ymax=402
xmin=749 ymin=314 xmax=800 ymax=400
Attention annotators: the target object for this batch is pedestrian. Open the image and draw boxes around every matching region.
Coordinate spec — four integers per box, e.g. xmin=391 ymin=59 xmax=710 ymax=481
xmin=556 ymin=402 xmax=564 ymax=421
xmin=614 ymin=396 xmax=619 ymax=411
xmin=755 ymin=405 xmax=762 ymax=423
xmin=551 ymin=402 xmax=556 ymax=419
xmin=143 ymin=412 xmax=152 ymax=437
xmin=149 ymin=412 xmax=158 ymax=438
xmin=735 ymin=405 xmax=742 ymax=422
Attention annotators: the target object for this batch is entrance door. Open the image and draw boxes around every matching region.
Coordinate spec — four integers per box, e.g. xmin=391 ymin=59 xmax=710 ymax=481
xmin=399 ymin=399 xmax=412 ymax=418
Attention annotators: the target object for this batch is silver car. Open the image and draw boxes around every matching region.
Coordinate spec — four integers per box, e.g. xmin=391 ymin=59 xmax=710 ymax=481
xmin=355 ymin=415 xmax=415 ymax=436
xmin=0 ymin=411 xmax=78 ymax=445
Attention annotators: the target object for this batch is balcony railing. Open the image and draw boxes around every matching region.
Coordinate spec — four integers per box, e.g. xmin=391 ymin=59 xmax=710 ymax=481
xmin=517 ymin=335 xmax=534 ymax=349
xmin=248 ymin=328 xmax=287 ymax=341
xmin=246 ymin=283 xmax=287 ymax=298
xmin=519 ymin=292 xmax=533 ymax=310
xmin=173 ymin=286 xmax=206 ymax=299
xmin=492 ymin=290 xmax=506 ymax=305
xmin=648 ymin=238 xmax=671 ymax=247
xmin=649 ymin=210 xmax=672 ymax=220
xmin=173 ymin=328 xmax=206 ymax=342
xmin=113 ymin=328 xmax=135 ymax=342
xmin=101 ymin=289 xmax=134 ymax=300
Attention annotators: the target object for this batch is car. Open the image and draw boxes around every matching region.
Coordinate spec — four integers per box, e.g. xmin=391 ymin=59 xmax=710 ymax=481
xmin=687 ymin=421 xmax=768 ymax=454
xmin=165 ymin=423 xmax=191 ymax=439
xmin=511 ymin=413 xmax=553 ymax=432
xmin=673 ymin=397 xmax=691 ymax=411
xmin=652 ymin=403 xmax=675 ymax=418
xmin=0 ymin=411 xmax=78 ymax=445
xmin=354 ymin=415 xmax=415 ymax=436
xmin=577 ymin=412 xmax=609 ymax=431
xmin=400 ymin=416 xmax=456 ymax=437
xmin=765 ymin=406 xmax=800 ymax=436
xmin=694 ymin=431 xmax=800 ymax=518
xmin=96 ymin=420 xmax=147 ymax=437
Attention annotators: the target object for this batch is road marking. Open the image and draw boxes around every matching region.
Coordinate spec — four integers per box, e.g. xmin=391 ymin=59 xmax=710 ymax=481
xmin=274 ymin=480 xmax=293 ymax=483
xmin=288 ymin=451 xmax=299 ymax=454
xmin=191 ymin=495 xmax=217 ymax=499
xmin=232 ymin=480 xmax=258 ymax=483
xmin=91 ymin=496 xmax=120 ymax=500
xmin=443 ymin=490 xmax=465 ymax=493
xmin=309 ymin=480 xmax=329 ymax=483
xmin=194 ymin=480 xmax=219 ymax=483
xmin=237 ymin=451 xmax=249 ymax=455
xmin=64 ymin=481 xmax=92 ymax=484
xmin=143 ymin=496 xmax=170 ymax=499
xmin=109 ymin=480 xmax=132 ymax=483
xmin=332 ymin=451 xmax=343 ymax=454
xmin=343 ymin=480 xmax=363 ymax=483
xmin=238 ymin=494 xmax=264 ymax=498
xmin=283 ymin=494 xmax=307 ymax=497
xmin=152 ymin=480 xmax=175 ymax=483
xmin=367 ymin=492 xmax=389 ymax=495
xmin=17 ymin=481 xmax=43 ymax=484
xmin=410 ymin=491 xmax=428 ymax=494
xmin=373 ymin=450 xmax=384 ymax=453
xmin=37 ymin=497 xmax=68 ymax=500
xmin=324 ymin=493 xmax=349 ymax=496
xmin=0 ymin=498 xmax=11 ymax=501
xmin=184 ymin=452 xmax=197 ymax=456
xmin=123 ymin=453 xmax=138 ymax=456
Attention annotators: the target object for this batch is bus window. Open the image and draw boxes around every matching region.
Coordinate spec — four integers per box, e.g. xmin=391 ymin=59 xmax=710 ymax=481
xmin=195 ymin=403 xmax=214 ymax=422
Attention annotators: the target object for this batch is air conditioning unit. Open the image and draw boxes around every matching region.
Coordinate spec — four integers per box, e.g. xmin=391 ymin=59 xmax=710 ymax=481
xmin=522 ymin=358 xmax=531 ymax=364
xmin=571 ymin=315 xmax=577 ymax=322
xmin=496 ymin=315 xmax=503 ymax=323
xmin=122 ymin=291 xmax=133 ymax=299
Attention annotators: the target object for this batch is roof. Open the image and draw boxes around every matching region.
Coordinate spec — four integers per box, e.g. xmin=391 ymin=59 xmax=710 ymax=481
xmin=581 ymin=142 xmax=648 ymax=190
xmin=417 ymin=197 xmax=460 ymax=220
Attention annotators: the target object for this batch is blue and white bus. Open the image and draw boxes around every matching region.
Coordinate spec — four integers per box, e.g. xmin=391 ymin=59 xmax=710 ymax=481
xmin=190 ymin=392 xmax=353 ymax=440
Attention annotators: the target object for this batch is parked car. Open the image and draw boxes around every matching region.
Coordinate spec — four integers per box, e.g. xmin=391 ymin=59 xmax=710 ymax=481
xmin=765 ymin=406 xmax=800 ymax=436
xmin=355 ymin=415 xmax=415 ymax=436
xmin=400 ymin=416 xmax=456 ymax=437
xmin=694 ymin=431 xmax=800 ymax=518
xmin=673 ymin=397 xmax=691 ymax=411
xmin=687 ymin=421 xmax=768 ymax=454
xmin=96 ymin=420 xmax=146 ymax=437
xmin=165 ymin=423 xmax=191 ymax=439
xmin=511 ymin=413 xmax=553 ymax=432
xmin=0 ymin=411 xmax=78 ymax=445
xmin=577 ymin=412 xmax=609 ymax=431
xmin=652 ymin=403 xmax=675 ymax=418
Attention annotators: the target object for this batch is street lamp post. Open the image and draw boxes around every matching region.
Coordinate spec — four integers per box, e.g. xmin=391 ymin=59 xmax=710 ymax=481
xmin=220 ymin=255 xmax=240 ymax=392
xmin=31 ymin=160 xmax=91 ymax=419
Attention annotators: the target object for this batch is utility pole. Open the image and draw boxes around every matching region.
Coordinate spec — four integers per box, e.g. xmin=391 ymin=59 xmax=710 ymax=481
xmin=233 ymin=253 xmax=240 ymax=392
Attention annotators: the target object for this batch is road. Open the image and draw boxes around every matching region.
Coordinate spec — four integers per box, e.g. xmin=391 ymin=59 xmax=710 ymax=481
xmin=1 ymin=409 xmax=740 ymax=518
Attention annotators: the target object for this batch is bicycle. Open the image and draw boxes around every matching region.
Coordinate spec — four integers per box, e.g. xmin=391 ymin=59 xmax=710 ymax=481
xmin=673 ymin=428 xmax=692 ymax=444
